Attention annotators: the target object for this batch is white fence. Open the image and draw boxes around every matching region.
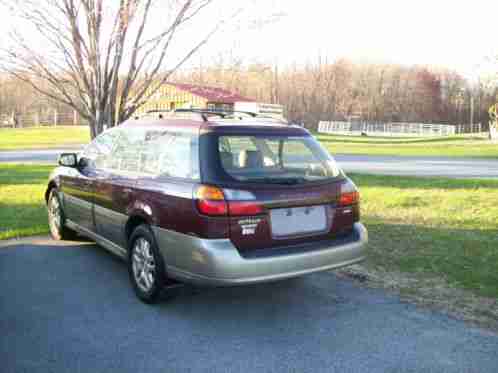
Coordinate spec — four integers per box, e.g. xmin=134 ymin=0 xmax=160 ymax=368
xmin=0 ymin=110 xmax=87 ymax=128
xmin=318 ymin=121 xmax=484 ymax=137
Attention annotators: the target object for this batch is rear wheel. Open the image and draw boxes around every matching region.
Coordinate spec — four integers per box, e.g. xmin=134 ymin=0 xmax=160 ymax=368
xmin=128 ymin=224 xmax=169 ymax=304
xmin=47 ymin=190 xmax=77 ymax=241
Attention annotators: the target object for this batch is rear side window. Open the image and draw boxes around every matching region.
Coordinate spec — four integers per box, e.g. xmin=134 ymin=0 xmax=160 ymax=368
xmin=92 ymin=127 xmax=199 ymax=180
xmin=217 ymin=135 xmax=341 ymax=184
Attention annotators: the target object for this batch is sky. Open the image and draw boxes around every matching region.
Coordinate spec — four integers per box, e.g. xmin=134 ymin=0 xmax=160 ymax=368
xmin=208 ymin=0 xmax=498 ymax=79
xmin=0 ymin=0 xmax=496 ymax=79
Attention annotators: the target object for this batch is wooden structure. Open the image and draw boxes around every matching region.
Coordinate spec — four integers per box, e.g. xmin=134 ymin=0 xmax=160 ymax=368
xmin=137 ymin=83 xmax=254 ymax=114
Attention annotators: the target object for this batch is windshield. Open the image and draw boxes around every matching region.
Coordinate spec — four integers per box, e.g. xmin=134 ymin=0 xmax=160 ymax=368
xmin=217 ymin=135 xmax=342 ymax=184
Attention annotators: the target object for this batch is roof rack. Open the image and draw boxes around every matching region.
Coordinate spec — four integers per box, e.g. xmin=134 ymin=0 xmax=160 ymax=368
xmin=173 ymin=108 xmax=259 ymax=122
xmin=134 ymin=108 xmax=288 ymax=124
xmin=174 ymin=109 xmax=289 ymax=125
xmin=133 ymin=110 xmax=172 ymax=120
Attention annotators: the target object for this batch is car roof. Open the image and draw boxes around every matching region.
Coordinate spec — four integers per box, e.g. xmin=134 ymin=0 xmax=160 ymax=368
xmin=121 ymin=118 xmax=202 ymax=134
xmin=202 ymin=120 xmax=309 ymax=136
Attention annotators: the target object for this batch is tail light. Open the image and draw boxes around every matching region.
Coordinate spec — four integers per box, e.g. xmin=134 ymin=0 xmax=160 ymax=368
xmin=196 ymin=186 xmax=228 ymax=216
xmin=338 ymin=179 xmax=360 ymax=206
xmin=196 ymin=186 xmax=264 ymax=216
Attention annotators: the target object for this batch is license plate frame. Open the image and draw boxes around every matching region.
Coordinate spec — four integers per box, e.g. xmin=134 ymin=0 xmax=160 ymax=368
xmin=270 ymin=205 xmax=329 ymax=239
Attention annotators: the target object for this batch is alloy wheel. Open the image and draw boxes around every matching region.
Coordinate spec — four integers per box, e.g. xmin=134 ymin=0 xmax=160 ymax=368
xmin=48 ymin=195 xmax=62 ymax=233
xmin=132 ymin=237 xmax=156 ymax=293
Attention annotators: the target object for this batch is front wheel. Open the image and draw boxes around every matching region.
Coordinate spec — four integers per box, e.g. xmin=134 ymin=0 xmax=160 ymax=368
xmin=128 ymin=225 xmax=169 ymax=304
xmin=47 ymin=190 xmax=77 ymax=241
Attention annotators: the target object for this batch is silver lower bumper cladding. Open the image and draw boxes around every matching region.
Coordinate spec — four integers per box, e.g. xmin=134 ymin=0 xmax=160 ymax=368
xmin=153 ymin=222 xmax=368 ymax=287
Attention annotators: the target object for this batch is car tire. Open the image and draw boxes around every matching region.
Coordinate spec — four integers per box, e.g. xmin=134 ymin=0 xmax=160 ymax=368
xmin=47 ymin=189 xmax=78 ymax=241
xmin=128 ymin=224 xmax=169 ymax=304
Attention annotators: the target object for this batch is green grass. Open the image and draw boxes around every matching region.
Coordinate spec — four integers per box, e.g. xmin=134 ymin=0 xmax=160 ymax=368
xmin=1 ymin=163 xmax=497 ymax=299
xmin=316 ymin=133 xmax=498 ymax=158
xmin=1 ymin=125 xmax=496 ymax=158
xmin=1 ymin=126 xmax=496 ymax=158
xmin=0 ymin=164 xmax=53 ymax=239
xmin=0 ymin=126 xmax=90 ymax=150
xmin=349 ymin=173 xmax=498 ymax=299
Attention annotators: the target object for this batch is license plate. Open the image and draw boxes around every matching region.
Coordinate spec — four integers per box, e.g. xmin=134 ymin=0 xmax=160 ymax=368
xmin=270 ymin=205 xmax=327 ymax=238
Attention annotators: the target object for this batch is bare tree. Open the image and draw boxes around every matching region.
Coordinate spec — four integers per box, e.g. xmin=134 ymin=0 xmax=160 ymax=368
xmin=0 ymin=0 xmax=220 ymax=138
xmin=179 ymin=58 xmax=498 ymax=130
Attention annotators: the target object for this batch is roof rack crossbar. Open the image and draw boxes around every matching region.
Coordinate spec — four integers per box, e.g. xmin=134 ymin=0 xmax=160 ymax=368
xmin=134 ymin=108 xmax=288 ymax=124
xmin=174 ymin=108 xmax=259 ymax=122
xmin=145 ymin=110 xmax=172 ymax=114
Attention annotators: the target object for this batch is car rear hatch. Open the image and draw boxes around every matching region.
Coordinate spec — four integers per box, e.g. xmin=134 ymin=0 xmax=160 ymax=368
xmin=197 ymin=127 xmax=360 ymax=253
xmin=224 ymin=179 xmax=359 ymax=252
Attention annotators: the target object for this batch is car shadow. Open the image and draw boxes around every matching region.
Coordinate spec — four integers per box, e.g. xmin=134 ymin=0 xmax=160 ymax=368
xmin=3 ymin=236 xmax=351 ymax=305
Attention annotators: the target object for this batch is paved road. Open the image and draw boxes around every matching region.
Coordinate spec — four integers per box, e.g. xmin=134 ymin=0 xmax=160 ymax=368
xmin=334 ymin=154 xmax=498 ymax=178
xmin=1 ymin=148 xmax=498 ymax=178
xmin=0 ymin=148 xmax=83 ymax=164
xmin=2 ymin=238 xmax=497 ymax=373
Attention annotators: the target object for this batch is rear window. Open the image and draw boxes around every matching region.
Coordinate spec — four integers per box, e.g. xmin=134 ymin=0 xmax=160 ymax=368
xmin=217 ymin=135 xmax=342 ymax=185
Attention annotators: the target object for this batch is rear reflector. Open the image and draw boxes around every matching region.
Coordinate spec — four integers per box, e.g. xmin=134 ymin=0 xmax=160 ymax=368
xmin=228 ymin=201 xmax=264 ymax=216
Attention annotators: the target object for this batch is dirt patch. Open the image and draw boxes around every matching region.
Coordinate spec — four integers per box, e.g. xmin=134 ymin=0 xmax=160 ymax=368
xmin=337 ymin=264 xmax=498 ymax=333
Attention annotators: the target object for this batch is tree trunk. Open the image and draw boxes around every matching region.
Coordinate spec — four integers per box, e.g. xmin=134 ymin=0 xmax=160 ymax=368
xmin=89 ymin=119 xmax=98 ymax=140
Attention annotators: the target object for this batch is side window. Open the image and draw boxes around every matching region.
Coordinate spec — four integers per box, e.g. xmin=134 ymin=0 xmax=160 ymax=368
xmin=81 ymin=129 xmax=120 ymax=169
xmin=109 ymin=128 xmax=199 ymax=180
xmin=153 ymin=133 xmax=197 ymax=179
xmin=112 ymin=129 xmax=145 ymax=173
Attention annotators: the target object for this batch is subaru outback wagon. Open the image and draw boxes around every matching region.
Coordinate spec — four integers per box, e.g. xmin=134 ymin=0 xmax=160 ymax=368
xmin=46 ymin=110 xmax=368 ymax=303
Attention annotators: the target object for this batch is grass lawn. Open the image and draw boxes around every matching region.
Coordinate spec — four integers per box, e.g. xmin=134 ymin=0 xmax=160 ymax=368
xmin=1 ymin=163 xmax=497 ymax=299
xmin=317 ymin=133 xmax=498 ymax=158
xmin=349 ymin=174 xmax=498 ymax=299
xmin=0 ymin=164 xmax=53 ymax=239
xmin=1 ymin=126 xmax=498 ymax=159
xmin=0 ymin=126 xmax=90 ymax=150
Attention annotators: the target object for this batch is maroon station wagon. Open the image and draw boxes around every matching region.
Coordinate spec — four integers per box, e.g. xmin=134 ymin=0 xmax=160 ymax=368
xmin=45 ymin=110 xmax=368 ymax=303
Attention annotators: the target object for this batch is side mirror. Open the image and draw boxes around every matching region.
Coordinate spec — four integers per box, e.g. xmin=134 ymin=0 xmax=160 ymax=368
xmin=58 ymin=153 xmax=78 ymax=168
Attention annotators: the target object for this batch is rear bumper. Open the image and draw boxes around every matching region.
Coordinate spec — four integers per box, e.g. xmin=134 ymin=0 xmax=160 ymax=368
xmin=153 ymin=222 xmax=368 ymax=286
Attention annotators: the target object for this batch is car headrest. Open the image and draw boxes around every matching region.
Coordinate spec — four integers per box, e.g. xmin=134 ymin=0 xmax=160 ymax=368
xmin=219 ymin=151 xmax=234 ymax=169
xmin=239 ymin=150 xmax=263 ymax=168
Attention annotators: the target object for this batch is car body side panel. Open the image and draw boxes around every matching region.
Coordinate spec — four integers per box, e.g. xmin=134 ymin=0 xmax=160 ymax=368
xmin=93 ymin=173 xmax=136 ymax=248
xmin=131 ymin=178 xmax=230 ymax=239
xmin=58 ymin=166 xmax=95 ymax=231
